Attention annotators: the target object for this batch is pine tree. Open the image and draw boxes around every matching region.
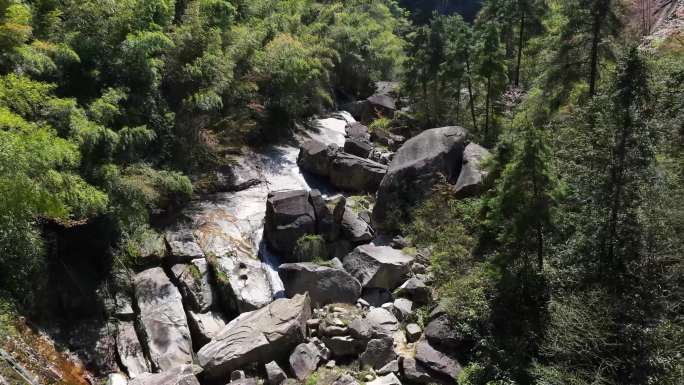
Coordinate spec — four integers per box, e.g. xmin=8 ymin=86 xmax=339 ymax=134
xmin=474 ymin=21 xmax=507 ymax=145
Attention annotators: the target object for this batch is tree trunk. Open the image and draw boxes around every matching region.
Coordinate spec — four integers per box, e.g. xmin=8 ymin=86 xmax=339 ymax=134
xmin=589 ymin=1 xmax=608 ymax=96
xmin=466 ymin=58 xmax=478 ymax=131
xmin=484 ymin=76 xmax=491 ymax=143
xmin=515 ymin=7 xmax=526 ymax=86
xmin=606 ymin=116 xmax=630 ymax=272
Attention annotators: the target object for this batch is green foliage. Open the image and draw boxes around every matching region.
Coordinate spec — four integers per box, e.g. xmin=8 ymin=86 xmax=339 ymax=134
xmin=294 ymin=234 xmax=327 ymax=263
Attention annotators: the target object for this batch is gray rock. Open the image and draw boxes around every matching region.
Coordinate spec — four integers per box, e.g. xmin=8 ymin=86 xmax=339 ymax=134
xmin=106 ymin=373 xmax=128 ymax=385
xmin=377 ymin=359 xmax=400 ymax=375
xmin=264 ymin=190 xmax=317 ymax=258
xmin=231 ymin=378 xmax=258 ymax=385
xmin=211 ymin=254 xmax=273 ymax=313
xmin=289 ymin=342 xmax=321 ymax=380
xmin=405 ymin=324 xmax=422 ymax=343
xmin=392 ymin=298 xmax=413 ymax=321
xmin=129 ymin=365 xmax=201 ymax=385
xmin=279 ymin=263 xmax=361 ymax=307
xmin=366 ymin=373 xmax=402 ymax=385
xmin=454 ymin=143 xmax=490 ymax=197
xmin=425 ymin=314 xmax=467 ymax=352
xmin=366 ymin=308 xmax=400 ymax=338
xmin=346 ymin=122 xmax=371 ymax=141
xmin=414 ymin=341 xmax=462 ymax=381
xmin=68 ymin=320 xmax=118 ymax=375
xmin=401 ymin=358 xmax=432 ymax=384
xmin=310 ymin=190 xmax=345 ymax=242
xmin=134 ymin=268 xmax=193 ymax=371
xmin=341 ymin=209 xmax=373 ymax=244
xmin=187 ymin=310 xmax=227 ymax=347
xmin=333 ymin=373 xmax=361 ymax=385
xmin=359 ymin=337 xmax=397 ymax=370
xmin=197 ymin=294 xmax=311 ymax=381
xmin=265 ymin=361 xmax=287 ymax=385
xmin=367 ymin=94 xmax=396 ymax=112
xmin=297 ymin=140 xmax=339 ymax=177
xmin=329 ymin=257 xmax=345 ymax=270
xmin=345 ymin=138 xmax=373 ymax=158
xmin=113 ymin=291 xmax=135 ymax=320
xmin=329 ymin=152 xmax=387 ymax=193
xmin=394 ymin=278 xmax=431 ymax=305
xmin=321 ymin=335 xmax=363 ymax=357
xmin=115 ymin=321 xmax=150 ymax=378
xmin=342 ymin=245 xmax=414 ymax=290
xmin=349 ymin=318 xmax=372 ymax=340
xmin=373 ymin=126 xmax=467 ymax=232
xmin=171 ymin=258 xmax=214 ymax=312
xmin=318 ymin=319 xmax=349 ymax=337
xmin=361 ymin=288 xmax=393 ymax=307
xmin=165 ymin=229 xmax=203 ymax=262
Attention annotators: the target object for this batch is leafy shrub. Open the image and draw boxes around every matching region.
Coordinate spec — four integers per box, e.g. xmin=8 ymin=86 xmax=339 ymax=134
xmin=293 ymin=234 xmax=327 ymax=263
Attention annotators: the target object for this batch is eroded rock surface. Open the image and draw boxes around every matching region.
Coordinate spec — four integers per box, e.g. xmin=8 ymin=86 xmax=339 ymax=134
xmin=342 ymin=245 xmax=413 ymax=290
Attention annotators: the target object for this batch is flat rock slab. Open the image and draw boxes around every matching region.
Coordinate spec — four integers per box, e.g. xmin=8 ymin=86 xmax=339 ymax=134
xmin=129 ymin=365 xmax=201 ymax=385
xmin=116 ymin=320 xmax=150 ymax=378
xmin=134 ymin=267 xmax=193 ymax=371
xmin=212 ymin=254 xmax=273 ymax=313
xmin=343 ymin=245 xmax=413 ymax=290
xmin=279 ymin=263 xmax=362 ymax=307
xmin=198 ymin=294 xmax=312 ymax=381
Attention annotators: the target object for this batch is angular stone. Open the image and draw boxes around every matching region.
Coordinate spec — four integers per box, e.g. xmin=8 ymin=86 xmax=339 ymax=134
xmin=279 ymin=262 xmax=362 ymax=307
xmin=392 ymin=298 xmax=413 ymax=321
xmin=211 ymin=254 xmax=273 ymax=313
xmin=134 ymin=268 xmax=193 ymax=371
xmin=321 ymin=335 xmax=363 ymax=357
xmin=116 ymin=321 xmax=150 ymax=378
xmin=359 ymin=337 xmax=397 ymax=370
xmin=171 ymin=258 xmax=214 ymax=313
xmin=329 ymin=153 xmax=387 ymax=193
xmin=309 ymin=190 xmax=345 ymax=242
xmin=165 ymin=228 xmax=203 ymax=262
xmin=344 ymin=138 xmax=373 ymax=158
xmin=366 ymin=308 xmax=400 ymax=338
xmin=129 ymin=365 xmax=201 ymax=385
xmin=343 ymin=245 xmax=414 ymax=290
xmin=366 ymin=373 xmax=402 ymax=385
xmin=405 ymin=324 xmax=422 ymax=343
xmin=377 ymin=359 xmax=400 ymax=375
xmin=187 ymin=310 xmax=227 ymax=347
xmin=341 ymin=209 xmax=373 ymax=244
xmin=289 ymin=342 xmax=321 ymax=380
xmin=264 ymin=190 xmax=317 ymax=258
xmin=425 ymin=314 xmax=468 ymax=352
xmin=333 ymin=373 xmax=361 ymax=385
xmin=349 ymin=318 xmax=372 ymax=340
xmin=414 ymin=341 xmax=462 ymax=381
xmin=373 ymin=126 xmax=467 ymax=232
xmin=401 ymin=358 xmax=432 ymax=384
xmin=394 ymin=278 xmax=431 ymax=305
xmin=197 ymin=294 xmax=311 ymax=381
xmin=346 ymin=122 xmax=371 ymax=141
xmin=454 ymin=143 xmax=490 ymax=198
xmin=265 ymin=361 xmax=287 ymax=385
xmin=298 ymin=140 xmax=339 ymax=177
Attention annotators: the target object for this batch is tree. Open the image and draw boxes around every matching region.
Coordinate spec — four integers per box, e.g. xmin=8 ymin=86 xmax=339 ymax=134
xmin=474 ymin=21 xmax=507 ymax=144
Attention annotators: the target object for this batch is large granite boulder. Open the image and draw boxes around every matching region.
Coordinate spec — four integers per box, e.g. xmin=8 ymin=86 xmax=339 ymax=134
xmin=264 ymin=190 xmax=317 ymax=258
xmin=373 ymin=126 xmax=468 ymax=232
xmin=187 ymin=310 xmax=227 ymax=347
xmin=198 ymin=294 xmax=312 ymax=381
xmin=297 ymin=140 xmax=339 ymax=176
xmin=329 ymin=153 xmax=387 ymax=193
xmin=425 ymin=313 xmax=472 ymax=352
xmin=346 ymin=122 xmax=371 ymax=141
xmin=414 ymin=341 xmax=462 ymax=381
xmin=210 ymin=254 xmax=273 ymax=313
xmin=454 ymin=143 xmax=490 ymax=197
xmin=367 ymin=373 xmax=402 ymax=385
xmin=170 ymin=258 xmax=215 ymax=313
xmin=116 ymin=321 xmax=150 ymax=378
xmin=129 ymin=365 xmax=201 ymax=385
xmin=133 ymin=268 xmax=193 ymax=371
xmin=342 ymin=245 xmax=414 ymax=290
xmin=365 ymin=308 xmax=401 ymax=339
xmin=279 ymin=263 xmax=362 ymax=307
xmin=359 ymin=337 xmax=397 ymax=370
xmin=394 ymin=278 xmax=431 ymax=305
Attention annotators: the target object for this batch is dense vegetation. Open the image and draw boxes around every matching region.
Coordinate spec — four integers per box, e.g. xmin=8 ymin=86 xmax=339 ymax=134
xmin=0 ymin=0 xmax=682 ymax=384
